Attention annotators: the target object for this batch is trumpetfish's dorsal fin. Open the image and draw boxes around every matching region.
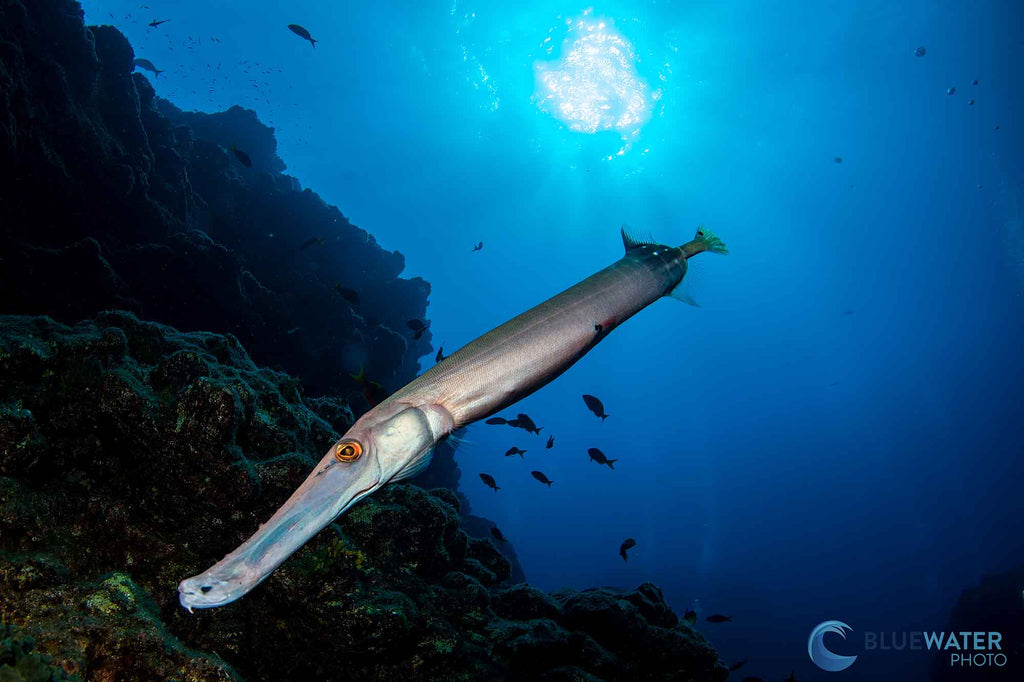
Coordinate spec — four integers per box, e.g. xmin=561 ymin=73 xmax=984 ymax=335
xmin=620 ymin=224 xmax=658 ymax=252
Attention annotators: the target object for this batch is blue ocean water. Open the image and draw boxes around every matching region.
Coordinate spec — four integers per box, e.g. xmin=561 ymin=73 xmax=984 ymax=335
xmin=84 ymin=0 xmax=1023 ymax=679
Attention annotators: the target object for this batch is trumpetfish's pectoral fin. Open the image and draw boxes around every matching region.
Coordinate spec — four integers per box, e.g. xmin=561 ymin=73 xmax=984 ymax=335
xmin=670 ymin=283 xmax=701 ymax=306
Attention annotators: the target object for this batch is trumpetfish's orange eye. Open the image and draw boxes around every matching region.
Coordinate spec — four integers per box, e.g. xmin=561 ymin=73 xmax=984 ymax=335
xmin=335 ymin=440 xmax=363 ymax=462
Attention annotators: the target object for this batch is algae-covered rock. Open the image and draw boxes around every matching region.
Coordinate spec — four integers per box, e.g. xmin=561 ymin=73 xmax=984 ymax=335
xmin=493 ymin=583 xmax=563 ymax=622
xmin=0 ymin=312 xmax=726 ymax=680
xmin=557 ymin=586 xmax=726 ymax=680
xmin=0 ymin=620 xmax=80 ymax=682
xmin=5 ymin=570 xmax=241 ymax=681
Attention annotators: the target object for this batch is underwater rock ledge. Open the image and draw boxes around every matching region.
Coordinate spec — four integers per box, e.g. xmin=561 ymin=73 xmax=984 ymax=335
xmin=0 ymin=313 xmax=727 ymax=681
xmin=0 ymin=0 xmax=428 ymax=399
xmin=930 ymin=566 xmax=1024 ymax=682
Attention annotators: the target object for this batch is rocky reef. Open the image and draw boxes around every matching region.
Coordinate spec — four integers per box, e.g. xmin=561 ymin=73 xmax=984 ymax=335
xmin=0 ymin=0 xmax=427 ymax=398
xmin=0 ymin=620 xmax=78 ymax=681
xmin=930 ymin=567 xmax=1023 ymax=681
xmin=0 ymin=313 xmax=726 ymax=681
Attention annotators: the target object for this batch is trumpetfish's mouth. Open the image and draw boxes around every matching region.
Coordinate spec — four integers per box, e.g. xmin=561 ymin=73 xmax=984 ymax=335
xmin=177 ymin=447 xmax=382 ymax=611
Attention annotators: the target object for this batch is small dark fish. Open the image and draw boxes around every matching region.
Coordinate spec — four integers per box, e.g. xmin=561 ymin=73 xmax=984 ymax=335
xmin=407 ymin=319 xmax=430 ymax=340
xmin=334 ymin=286 xmax=359 ymax=304
xmin=288 ymin=24 xmax=318 ymax=48
xmin=729 ymin=659 xmax=747 ymax=672
xmin=485 ymin=417 xmax=507 ymax=425
xmin=972 ymin=79 xmax=979 ymax=86
xmin=479 ymin=473 xmax=499 ymax=492
xmin=300 ymin=237 xmax=327 ymax=249
xmin=471 ymin=241 xmax=483 ymax=252
xmin=286 ymin=327 xmax=301 ymax=335
xmin=914 ymin=46 xmax=926 ymax=57
xmin=587 ymin=447 xmax=617 ymax=469
xmin=435 ymin=346 xmax=445 ymax=363
xmin=829 ymin=380 xmax=840 ymax=387
xmin=505 ymin=446 xmax=527 ymax=458
xmin=350 ymin=366 xmax=385 ymax=406
xmin=968 ymin=99 xmax=975 ymax=106
xmin=231 ymin=146 xmax=253 ymax=168
xmin=132 ymin=58 xmax=164 ymax=77
xmin=619 ymin=537 xmax=636 ymax=562
xmin=706 ymin=614 xmax=732 ymax=623
xmin=148 ymin=19 xmax=169 ymax=28
xmin=506 ymin=418 xmax=520 ymax=428
xmin=784 ymin=671 xmax=799 ymax=682
xmin=490 ymin=527 xmax=506 ymax=544
xmin=683 ymin=610 xmax=697 ymax=626
xmin=530 ymin=471 xmax=552 ymax=487
xmin=842 ymin=309 xmax=854 ymax=315
xmin=834 ymin=156 xmax=843 ymax=164
xmin=515 ymin=413 xmax=542 ymax=434
xmin=947 ymin=86 xmax=956 ymax=95
xmin=545 ymin=435 xmax=554 ymax=449
xmin=582 ymin=394 xmax=608 ymax=420
xmin=994 ymin=125 xmax=1000 ymax=130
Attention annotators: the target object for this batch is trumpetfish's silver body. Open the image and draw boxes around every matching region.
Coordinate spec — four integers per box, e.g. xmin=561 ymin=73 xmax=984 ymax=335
xmin=178 ymin=226 xmax=727 ymax=610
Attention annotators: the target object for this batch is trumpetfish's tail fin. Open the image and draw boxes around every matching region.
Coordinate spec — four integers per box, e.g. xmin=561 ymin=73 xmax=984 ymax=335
xmin=683 ymin=225 xmax=729 ymax=257
xmin=672 ymin=226 xmax=728 ymax=306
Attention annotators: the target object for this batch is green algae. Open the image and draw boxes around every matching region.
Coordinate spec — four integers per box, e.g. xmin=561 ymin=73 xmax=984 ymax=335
xmin=0 ymin=620 xmax=80 ymax=682
xmin=296 ymin=531 xmax=370 ymax=577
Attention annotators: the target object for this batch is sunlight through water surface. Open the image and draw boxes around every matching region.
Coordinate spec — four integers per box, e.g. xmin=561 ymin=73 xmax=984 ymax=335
xmin=534 ymin=14 xmax=656 ymax=153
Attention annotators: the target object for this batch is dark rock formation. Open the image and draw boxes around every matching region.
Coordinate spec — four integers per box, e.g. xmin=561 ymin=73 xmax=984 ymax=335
xmin=0 ymin=0 xmax=473 ymax=557
xmin=413 ymin=440 xmax=527 ymax=583
xmin=0 ymin=0 xmax=430 ymax=399
xmin=0 ymin=313 xmax=726 ymax=681
xmin=0 ymin=620 xmax=79 ymax=681
xmin=460 ymin=512 xmax=528 ymax=584
xmin=930 ymin=567 xmax=1024 ymax=681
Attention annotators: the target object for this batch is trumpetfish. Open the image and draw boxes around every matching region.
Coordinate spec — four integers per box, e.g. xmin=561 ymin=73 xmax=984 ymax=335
xmin=178 ymin=225 xmax=727 ymax=610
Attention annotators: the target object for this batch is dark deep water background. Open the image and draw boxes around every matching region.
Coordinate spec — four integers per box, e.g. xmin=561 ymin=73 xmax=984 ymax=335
xmin=75 ymin=0 xmax=1024 ymax=679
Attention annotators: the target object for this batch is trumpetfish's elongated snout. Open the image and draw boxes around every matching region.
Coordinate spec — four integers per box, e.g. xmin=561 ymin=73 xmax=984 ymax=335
xmin=178 ymin=402 xmax=451 ymax=611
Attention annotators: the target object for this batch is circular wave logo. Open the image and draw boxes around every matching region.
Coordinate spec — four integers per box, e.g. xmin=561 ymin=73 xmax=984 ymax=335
xmin=808 ymin=620 xmax=858 ymax=672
